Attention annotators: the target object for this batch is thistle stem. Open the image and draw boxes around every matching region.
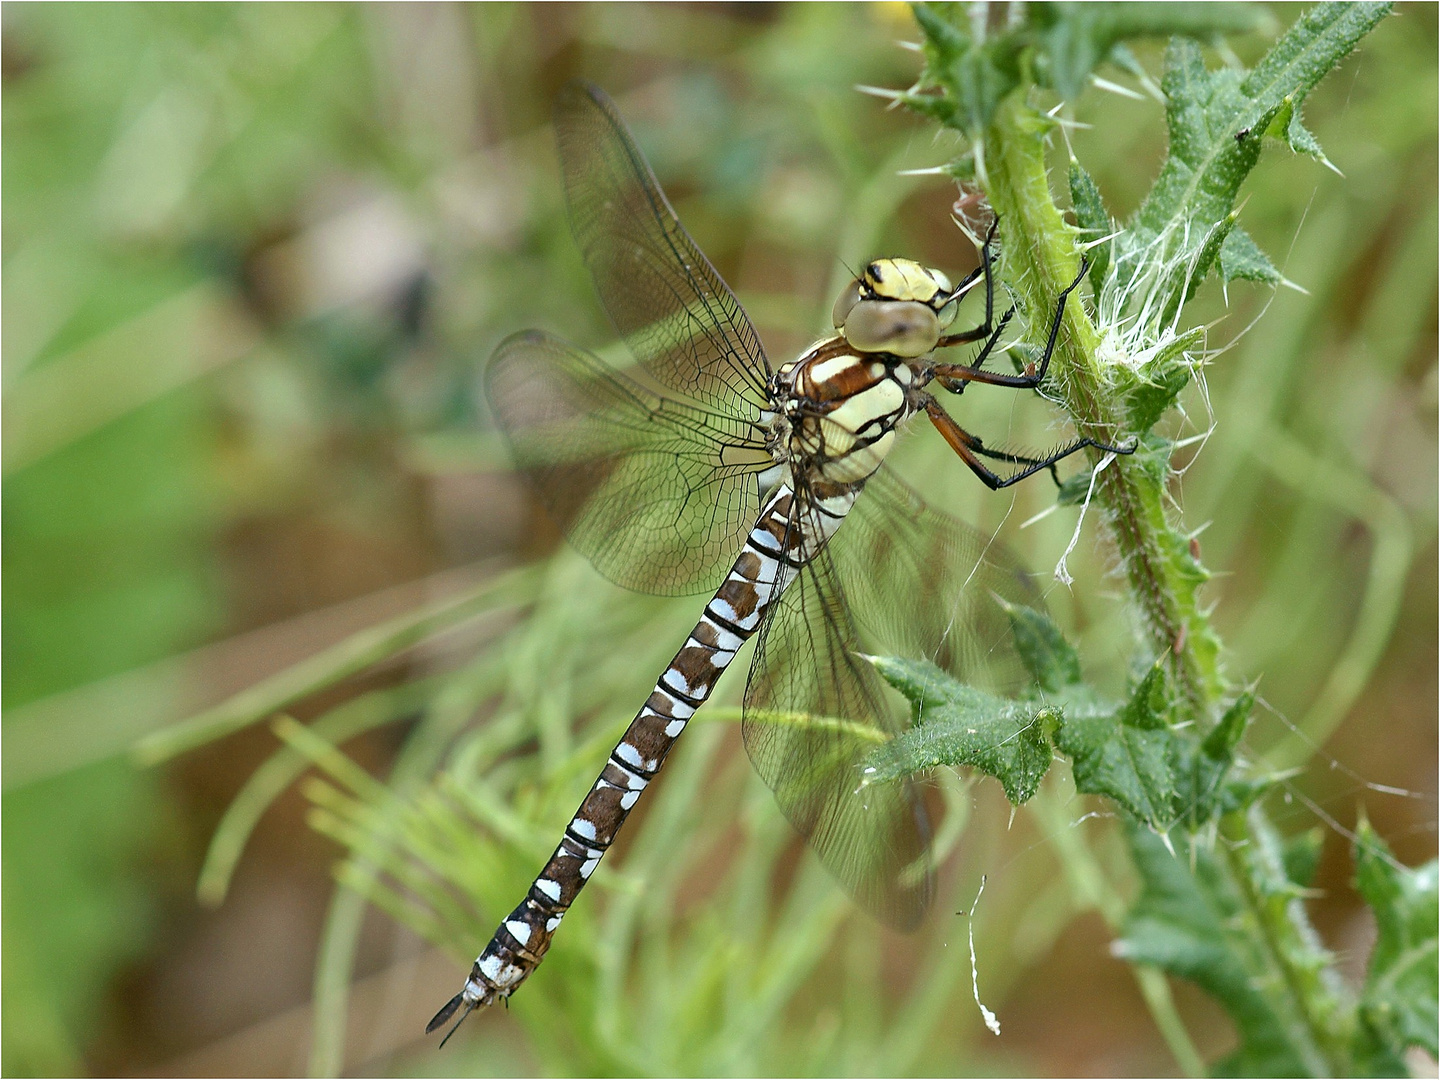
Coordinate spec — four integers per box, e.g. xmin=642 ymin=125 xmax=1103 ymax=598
xmin=980 ymin=87 xmax=1356 ymax=1074
xmin=982 ymin=94 xmax=1213 ymax=717
xmin=1220 ymin=807 xmax=1355 ymax=1076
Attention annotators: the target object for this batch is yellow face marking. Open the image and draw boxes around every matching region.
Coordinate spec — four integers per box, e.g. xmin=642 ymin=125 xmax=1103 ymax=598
xmin=863 ymin=259 xmax=951 ymax=305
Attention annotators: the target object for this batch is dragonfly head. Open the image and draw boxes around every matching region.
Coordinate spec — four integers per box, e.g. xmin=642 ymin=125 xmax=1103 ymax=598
xmin=832 ymin=259 xmax=960 ymax=358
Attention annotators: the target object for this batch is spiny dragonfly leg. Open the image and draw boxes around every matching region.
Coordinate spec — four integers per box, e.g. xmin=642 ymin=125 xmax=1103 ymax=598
xmin=935 ymin=306 xmax=1016 ymax=394
xmin=933 ymin=218 xmax=1001 ymax=348
xmin=933 ymin=257 xmax=1089 ymax=391
xmin=920 ymin=394 xmax=1130 ymax=489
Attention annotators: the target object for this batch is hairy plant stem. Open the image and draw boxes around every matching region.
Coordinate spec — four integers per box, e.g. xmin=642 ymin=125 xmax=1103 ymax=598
xmin=1219 ymin=806 xmax=1355 ymax=1076
xmin=981 ymin=91 xmax=1353 ymax=1073
xmin=982 ymin=95 xmax=1212 ymax=718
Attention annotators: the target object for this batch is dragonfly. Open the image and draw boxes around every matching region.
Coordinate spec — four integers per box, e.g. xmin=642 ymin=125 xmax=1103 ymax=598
xmin=429 ymin=81 xmax=1130 ymax=1041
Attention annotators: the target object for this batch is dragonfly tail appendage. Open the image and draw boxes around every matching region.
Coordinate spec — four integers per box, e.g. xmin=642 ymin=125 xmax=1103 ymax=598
xmin=434 ymin=485 xmax=816 ymax=1032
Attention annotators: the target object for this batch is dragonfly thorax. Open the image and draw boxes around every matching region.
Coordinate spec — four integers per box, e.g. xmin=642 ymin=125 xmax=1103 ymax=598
xmin=832 ymin=258 xmax=960 ymax=358
xmin=770 ymin=343 xmax=919 ymax=488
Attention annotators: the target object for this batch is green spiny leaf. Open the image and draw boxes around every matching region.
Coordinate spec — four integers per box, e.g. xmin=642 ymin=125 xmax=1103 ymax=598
xmin=998 ymin=599 xmax=1083 ymax=692
xmin=1118 ymin=331 xmax=1200 ymax=432
xmin=864 ymin=656 xmax=1057 ymax=804
xmin=1056 ymin=661 xmax=1249 ymax=830
xmin=1028 ymin=3 xmax=1269 ymax=100
xmin=1169 ymin=690 xmax=1253 ymax=830
xmin=1282 ymin=827 xmax=1325 ymax=890
xmin=910 ymin=3 xmax=1026 ymax=141
xmin=1120 ymin=659 xmax=1172 ymax=731
xmin=1124 ymin=37 xmax=1255 ymax=246
xmin=1112 ymin=3 xmax=1391 ymax=330
xmin=1066 ymin=716 xmax=1176 ymax=824
xmin=1153 ymin=519 xmax=1223 ymax=689
xmin=1055 ymin=468 xmax=1093 ymax=506
xmin=1283 ymin=111 xmax=1327 ymax=161
xmin=1158 ymin=211 xmax=1240 ymax=329
xmin=1243 ymin=3 xmax=1391 ymax=156
xmin=1116 ymin=823 xmax=1312 ymax=1076
xmin=1219 ymin=773 xmax=1285 ymax=816
xmin=1069 ymin=158 xmax=1113 ymax=293
xmin=1057 ymin=661 xmax=1180 ymax=826
xmin=1203 ymin=690 xmax=1252 ymax=758
xmin=1351 ymin=819 xmax=1439 ymax=1066
xmin=910 ymin=2 xmax=1274 ymax=142
xmin=1219 ymin=223 xmax=1283 ymax=285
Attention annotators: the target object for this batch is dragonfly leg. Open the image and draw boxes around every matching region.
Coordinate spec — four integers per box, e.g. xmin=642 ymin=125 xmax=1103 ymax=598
xmin=920 ymin=394 xmax=1129 ymax=489
xmin=933 ymin=218 xmax=1001 ymax=347
xmin=933 ymin=257 xmax=1089 ymax=391
xmin=935 ymin=306 xmax=1016 ymax=394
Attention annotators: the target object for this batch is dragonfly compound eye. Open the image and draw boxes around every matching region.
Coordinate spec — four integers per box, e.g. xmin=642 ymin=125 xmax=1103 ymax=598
xmin=831 ymin=278 xmax=863 ymax=329
xmin=841 ymin=298 xmax=941 ymax=357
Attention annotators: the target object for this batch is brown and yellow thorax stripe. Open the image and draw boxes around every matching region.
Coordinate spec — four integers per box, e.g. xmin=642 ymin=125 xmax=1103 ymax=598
xmin=772 ymin=345 xmax=921 ymax=489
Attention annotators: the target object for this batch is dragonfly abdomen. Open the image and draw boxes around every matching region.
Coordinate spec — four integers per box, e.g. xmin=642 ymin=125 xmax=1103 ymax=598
xmin=437 ymin=482 xmax=852 ymax=1025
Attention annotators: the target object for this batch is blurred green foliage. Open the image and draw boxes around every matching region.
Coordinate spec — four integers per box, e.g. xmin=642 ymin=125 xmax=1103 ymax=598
xmin=2 ymin=3 xmax=1434 ymax=1077
xmin=1351 ymin=820 xmax=1439 ymax=1071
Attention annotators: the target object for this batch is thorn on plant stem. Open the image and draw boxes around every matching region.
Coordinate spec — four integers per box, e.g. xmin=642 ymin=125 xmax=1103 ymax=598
xmin=855 ymin=83 xmax=905 ymax=102
xmin=1090 ymin=74 xmax=1146 ymax=101
xmin=1079 ymin=229 xmax=1123 ymax=252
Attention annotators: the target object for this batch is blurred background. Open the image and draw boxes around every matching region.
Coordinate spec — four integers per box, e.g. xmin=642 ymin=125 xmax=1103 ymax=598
xmin=3 ymin=3 xmax=1435 ymax=1076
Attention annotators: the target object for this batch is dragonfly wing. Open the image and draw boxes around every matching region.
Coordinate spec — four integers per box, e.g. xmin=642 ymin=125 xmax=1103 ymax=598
xmin=554 ymin=81 xmax=772 ymax=417
xmin=487 ymin=330 xmax=770 ymax=596
xmin=742 ymin=496 xmax=933 ymax=931
xmin=834 ymin=465 xmax=1044 ymax=692
xmin=741 ymin=470 xmax=1047 ymax=929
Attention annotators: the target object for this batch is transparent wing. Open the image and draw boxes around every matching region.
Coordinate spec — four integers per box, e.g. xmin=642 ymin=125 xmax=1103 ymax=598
xmin=487 ymin=330 xmax=771 ymax=596
xmin=743 ymin=495 xmax=934 ymax=931
xmin=554 ymin=81 xmax=772 ymax=417
xmin=741 ymin=470 xmax=1046 ymax=930
xmin=835 ymin=466 xmax=1044 ymax=693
